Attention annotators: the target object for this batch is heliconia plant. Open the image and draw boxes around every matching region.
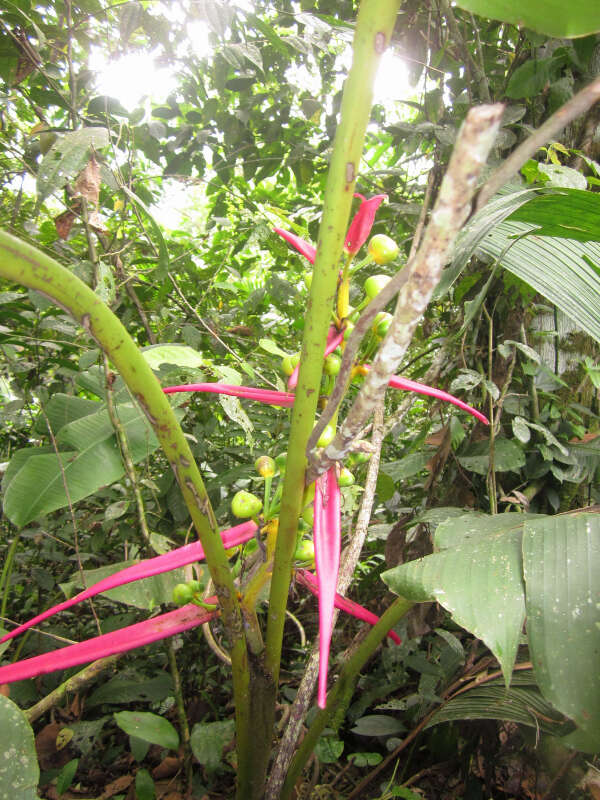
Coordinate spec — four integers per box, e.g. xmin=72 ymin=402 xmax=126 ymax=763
xmin=1 ymin=0 xmax=560 ymax=796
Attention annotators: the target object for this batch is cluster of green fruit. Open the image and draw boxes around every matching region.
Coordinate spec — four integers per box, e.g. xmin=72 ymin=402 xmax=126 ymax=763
xmin=282 ymin=233 xmax=399 ymax=385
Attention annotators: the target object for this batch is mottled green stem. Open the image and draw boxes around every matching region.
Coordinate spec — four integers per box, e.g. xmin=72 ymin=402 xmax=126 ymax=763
xmin=0 ymin=230 xmax=254 ymax=795
xmin=264 ymin=0 xmax=403 ymax=689
xmin=280 ymin=596 xmax=414 ymax=799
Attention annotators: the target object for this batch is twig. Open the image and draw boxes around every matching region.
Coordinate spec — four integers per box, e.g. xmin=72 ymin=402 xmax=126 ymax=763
xmin=475 ymin=76 xmax=600 ymax=211
xmin=308 ymin=104 xmax=504 ymax=483
xmin=25 ymin=655 xmax=119 ymax=723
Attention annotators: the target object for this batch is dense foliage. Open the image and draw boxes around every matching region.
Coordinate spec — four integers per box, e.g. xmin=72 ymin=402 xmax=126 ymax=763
xmin=0 ymin=0 xmax=599 ymax=798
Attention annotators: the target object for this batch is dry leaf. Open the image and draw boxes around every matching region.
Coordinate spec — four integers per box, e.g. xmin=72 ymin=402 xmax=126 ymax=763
xmin=74 ymin=155 xmax=101 ymax=207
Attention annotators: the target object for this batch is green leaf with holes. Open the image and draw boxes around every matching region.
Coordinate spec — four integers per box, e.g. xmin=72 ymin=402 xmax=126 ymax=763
xmin=37 ymin=127 xmax=109 ymax=206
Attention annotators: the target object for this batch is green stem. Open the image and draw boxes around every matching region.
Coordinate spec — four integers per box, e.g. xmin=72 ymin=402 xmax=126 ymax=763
xmin=265 ymin=0 xmax=403 ymax=690
xmin=0 ymin=535 xmax=20 ymax=619
xmin=280 ymin=595 xmax=414 ymax=799
xmin=0 ymin=230 xmax=253 ymax=795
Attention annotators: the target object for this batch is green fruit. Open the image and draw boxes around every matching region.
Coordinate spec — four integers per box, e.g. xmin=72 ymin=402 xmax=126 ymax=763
xmin=368 ymin=234 xmax=400 ymax=265
xmin=302 ymin=504 xmax=314 ymax=527
xmin=353 ymin=451 xmax=371 ymax=464
xmin=231 ymin=490 xmax=263 ymax=519
xmin=172 ymin=583 xmax=194 ymax=606
xmin=317 ymin=423 xmax=336 ymax=448
xmin=338 ymin=467 xmax=355 ymax=487
xmin=343 ymin=321 xmax=355 ymax=341
xmin=187 ymin=579 xmax=204 ymax=595
xmin=294 ymin=539 xmax=315 ymax=563
xmin=255 ymin=455 xmax=276 ymax=478
xmin=275 ymin=452 xmax=287 ymax=473
xmin=364 ymin=274 xmax=390 ymax=300
xmin=324 ymin=353 xmax=341 ymax=376
xmin=373 ymin=311 xmax=393 ymax=337
xmin=302 ymin=481 xmax=316 ymax=507
xmin=281 ymin=355 xmax=294 ymax=376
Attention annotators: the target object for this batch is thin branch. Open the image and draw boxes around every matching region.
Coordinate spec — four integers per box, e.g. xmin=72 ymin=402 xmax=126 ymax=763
xmin=475 ymin=76 xmax=600 ymax=211
xmin=25 ymin=655 xmax=120 ymax=723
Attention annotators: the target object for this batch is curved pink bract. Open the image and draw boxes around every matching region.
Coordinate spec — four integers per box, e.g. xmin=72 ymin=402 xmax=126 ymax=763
xmin=163 ymin=383 xmax=295 ymax=407
xmin=344 ymin=194 xmax=387 ymax=255
xmin=274 ymin=227 xmax=316 ymax=264
xmin=296 ymin=569 xmax=401 ymax=645
xmin=0 ymin=521 xmax=257 ymax=644
xmin=313 ymin=466 xmax=341 ymax=708
xmin=0 ymin=602 xmax=218 ymax=684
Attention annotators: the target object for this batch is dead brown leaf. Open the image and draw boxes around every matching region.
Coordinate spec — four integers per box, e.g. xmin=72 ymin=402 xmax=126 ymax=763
xmin=99 ymin=774 xmax=134 ymax=799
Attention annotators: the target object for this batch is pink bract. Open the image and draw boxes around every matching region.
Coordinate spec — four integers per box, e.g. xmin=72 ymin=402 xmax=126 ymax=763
xmin=0 ymin=602 xmax=218 ymax=684
xmin=0 ymin=520 xmax=258 ymax=645
xmin=273 ymin=227 xmax=316 ymax=264
xmin=313 ymin=466 xmax=341 ymax=709
xmin=296 ymin=569 xmax=401 ymax=645
xmin=163 ymin=383 xmax=295 ymax=407
xmin=344 ymin=194 xmax=387 ymax=255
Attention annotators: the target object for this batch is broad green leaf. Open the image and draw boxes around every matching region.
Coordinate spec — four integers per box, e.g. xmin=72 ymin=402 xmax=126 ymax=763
xmin=507 ymin=189 xmax=600 ymax=242
xmin=477 ymin=220 xmax=600 ymax=344
xmin=218 ymin=394 xmax=254 ymax=446
xmin=190 ymin=719 xmax=235 ymax=770
xmin=382 ymin=527 xmax=525 ymax=684
xmin=425 ymin=684 xmax=566 ymax=734
xmin=452 ymin=0 xmax=600 ymax=37
xmin=351 ymin=715 xmax=405 ymax=737
xmin=135 ymin=768 xmax=155 ymax=800
xmin=0 ymin=695 xmax=39 ymax=799
xmin=457 ymin=438 xmax=526 ymax=476
xmin=505 ymin=58 xmax=552 ymax=99
xmin=56 ymin=759 xmax=78 ymax=795
xmin=33 ymin=393 xmax=99 ymax=436
xmin=114 ymin=711 xmax=179 ymax=750
xmin=537 ymin=164 xmax=587 ymax=190
xmin=258 ymin=338 xmax=289 ymax=358
xmin=381 ymin=452 xmax=430 ymax=482
xmin=3 ymin=403 xmax=183 ymax=526
xmin=87 ymin=672 xmax=174 ymax=707
xmin=142 ymin=344 xmax=204 ymax=370
xmin=435 ymin=190 xmax=537 ymax=299
xmin=512 ymin=416 xmax=531 ymax=443
xmin=315 ymin=733 xmax=344 ymax=763
xmin=37 ymin=127 xmax=109 ymax=205
xmin=523 ymin=513 xmax=600 ymax=748
xmin=434 ymin=511 xmax=543 ymax=550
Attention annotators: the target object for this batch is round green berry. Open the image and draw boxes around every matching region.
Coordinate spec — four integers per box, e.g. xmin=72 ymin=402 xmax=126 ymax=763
xmin=172 ymin=583 xmax=194 ymax=606
xmin=368 ymin=234 xmax=399 ymax=265
xmin=294 ymin=539 xmax=315 ymax=563
xmin=231 ymin=490 xmax=263 ymax=519
xmin=364 ymin=274 xmax=390 ymax=300
xmin=338 ymin=467 xmax=355 ymax=487
xmin=255 ymin=455 xmax=276 ymax=478
xmin=317 ymin=423 xmax=336 ymax=448
xmin=324 ymin=353 xmax=341 ymax=376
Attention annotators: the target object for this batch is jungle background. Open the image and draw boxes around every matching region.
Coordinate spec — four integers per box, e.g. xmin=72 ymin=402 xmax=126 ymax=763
xmin=0 ymin=0 xmax=599 ymax=798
